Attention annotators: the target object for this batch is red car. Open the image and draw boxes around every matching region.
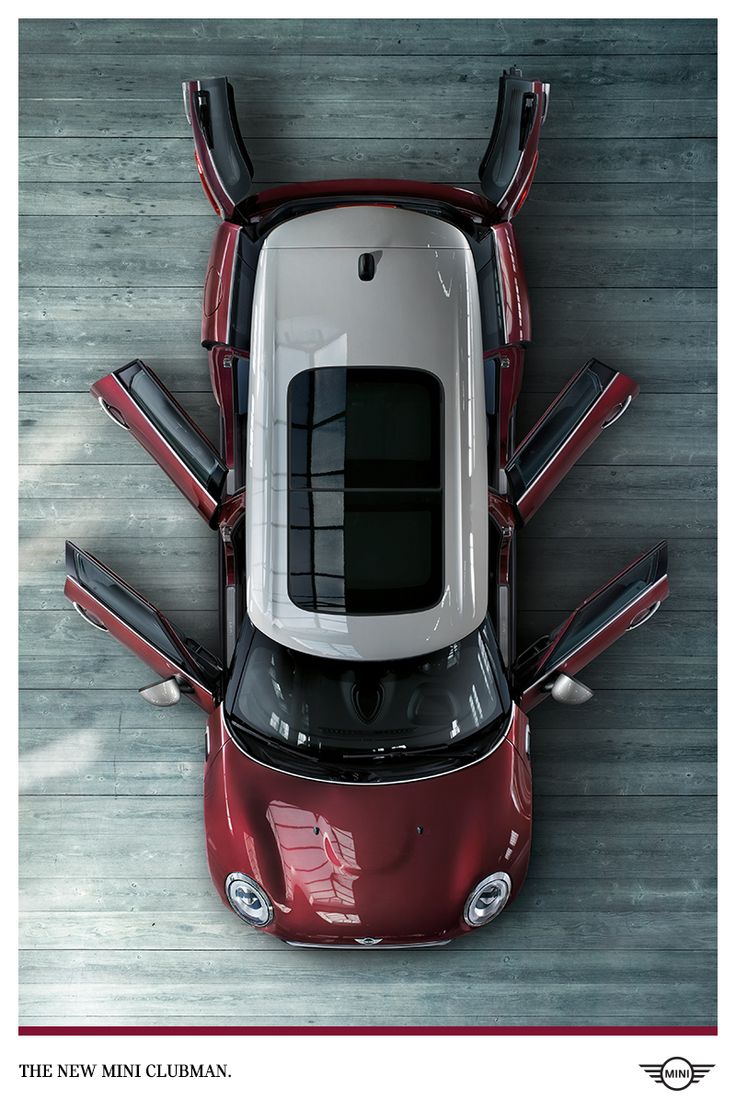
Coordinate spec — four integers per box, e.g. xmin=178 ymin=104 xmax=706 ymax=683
xmin=64 ymin=70 xmax=669 ymax=947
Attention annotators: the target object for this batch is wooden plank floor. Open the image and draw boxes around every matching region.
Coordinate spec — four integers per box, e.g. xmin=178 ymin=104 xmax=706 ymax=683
xmin=18 ymin=18 xmax=716 ymax=1027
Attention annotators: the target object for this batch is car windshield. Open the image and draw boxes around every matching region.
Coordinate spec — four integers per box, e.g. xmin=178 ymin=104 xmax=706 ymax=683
xmin=225 ymin=619 xmax=511 ymax=783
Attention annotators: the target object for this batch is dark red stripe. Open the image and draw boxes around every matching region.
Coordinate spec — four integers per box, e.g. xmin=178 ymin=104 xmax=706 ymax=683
xmin=19 ymin=1025 xmax=718 ymax=1037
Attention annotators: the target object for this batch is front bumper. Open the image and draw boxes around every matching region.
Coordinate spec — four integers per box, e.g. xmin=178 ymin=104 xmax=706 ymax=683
xmin=284 ymin=938 xmax=452 ymax=949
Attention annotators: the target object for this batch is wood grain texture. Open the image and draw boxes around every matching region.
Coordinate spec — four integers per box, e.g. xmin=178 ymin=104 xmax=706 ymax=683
xmin=18 ymin=730 xmax=716 ymax=797
xmin=18 ymin=52 xmax=719 ymax=101
xmin=19 ymin=536 xmax=716 ymax=611
xmin=20 ymin=181 xmax=718 ymax=218
xmin=19 ymin=872 xmax=716 ymax=951
xmin=18 ymin=796 xmax=716 ymax=879
xmin=18 ymin=19 xmax=718 ymax=55
xmin=18 ymin=606 xmax=716 ymax=690
xmin=19 ymin=215 xmax=716 ymax=290
xmin=18 ymin=17 xmax=716 ymax=1029
xmin=20 ymin=96 xmax=718 ymax=142
xmin=18 ymin=950 xmax=716 ymax=1025
xmin=17 ymin=464 xmax=717 ymax=537
xmin=19 ymin=393 xmax=717 ymax=466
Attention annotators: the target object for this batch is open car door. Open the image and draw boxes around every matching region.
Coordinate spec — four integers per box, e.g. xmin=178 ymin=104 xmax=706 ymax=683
xmin=515 ymin=542 xmax=669 ymax=713
xmin=183 ymin=76 xmax=254 ymax=221
xmin=479 ymin=66 xmax=549 ymax=220
xmin=92 ymin=360 xmax=227 ymax=526
xmin=64 ymin=543 xmax=221 ymax=714
xmin=505 ymin=358 xmax=639 ymax=524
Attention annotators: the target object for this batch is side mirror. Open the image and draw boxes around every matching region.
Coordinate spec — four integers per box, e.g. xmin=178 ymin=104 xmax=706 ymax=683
xmin=139 ymin=677 xmax=182 ymax=707
xmin=548 ymin=673 xmax=593 ymax=705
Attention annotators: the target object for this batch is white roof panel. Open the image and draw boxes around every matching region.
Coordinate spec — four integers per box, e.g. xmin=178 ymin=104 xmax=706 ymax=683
xmin=245 ymin=205 xmax=488 ymax=660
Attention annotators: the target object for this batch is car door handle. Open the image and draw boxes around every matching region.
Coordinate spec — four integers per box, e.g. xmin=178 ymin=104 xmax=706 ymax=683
xmin=628 ymin=599 xmax=661 ymax=631
xmin=73 ymin=602 xmax=109 ymax=632
xmin=601 ymin=393 xmax=633 ymax=429
xmin=98 ymin=396 xmax=129 ymax=429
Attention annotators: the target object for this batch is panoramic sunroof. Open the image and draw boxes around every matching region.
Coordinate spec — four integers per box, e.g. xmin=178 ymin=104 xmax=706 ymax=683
xmin=287 ymin=366 xmax=444 ymax=615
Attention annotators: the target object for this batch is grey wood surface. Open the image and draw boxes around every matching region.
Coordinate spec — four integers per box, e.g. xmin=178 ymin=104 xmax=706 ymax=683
xmin=19 ymin=18 xmax=716 ymax=1029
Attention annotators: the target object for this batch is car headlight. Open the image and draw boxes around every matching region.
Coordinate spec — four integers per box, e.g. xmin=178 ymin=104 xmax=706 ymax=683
xmin=225 ymin=872 xmax=274 ymax=927
xmin=463 ymin=872 xmax=511 ymax=927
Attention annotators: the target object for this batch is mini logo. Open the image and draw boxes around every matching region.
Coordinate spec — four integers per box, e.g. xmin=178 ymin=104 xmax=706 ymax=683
xmin=355 ymin=937 xmax=382 ymax=946
xmin=640 ymin=1058 xmax=715 ymax=1091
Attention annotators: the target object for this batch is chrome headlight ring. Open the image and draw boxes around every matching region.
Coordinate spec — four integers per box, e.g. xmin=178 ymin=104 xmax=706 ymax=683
xmin=225 ymin=872 xmax=274 ymax=928
xmin=463 ymin=871 xmax=512 ymax=927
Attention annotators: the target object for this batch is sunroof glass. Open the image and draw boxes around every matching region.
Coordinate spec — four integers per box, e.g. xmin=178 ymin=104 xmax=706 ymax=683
xmin=287 ymin=367 xmax=444 ymax=615
xmin=289 ymin=366 xmax=442 ymax=490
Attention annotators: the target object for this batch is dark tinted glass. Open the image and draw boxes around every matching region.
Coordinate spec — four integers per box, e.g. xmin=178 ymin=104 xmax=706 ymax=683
xmin=72 ymin=549 xmax=187 ymax=669
xmin=235 ymin=357 xmax=250 ymax=415
xmin=289 ymin=367 xmax=442 ymax=490
xmin=478 ymin=260 xmax=504 ymax=353
xmin=229 ymin=257 xmax=256 ymax=352
xmin=544 ymin=543 xmax=667 ymax=672
xmin=227 ymin=619 xmax=511 ymax=782
xmin=288 ymin=490 xmax=442 ymax=613
xmin=118 ymin=362 xmax=226 ymax=498
xmin=287 ymin=366 xmax=444 ymax=615
xmin=507 ymin=360 xmax=616 ymax=494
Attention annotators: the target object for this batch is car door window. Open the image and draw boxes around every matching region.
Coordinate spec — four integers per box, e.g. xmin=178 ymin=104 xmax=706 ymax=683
xmin=183 ymin=77 xmax=254 ymax=220
xmin=503 ymin=358 xmax=638 ymax=524
xmin=543 ymin=544 xmax=668 ymax=673
xmin=507 ymin=362 xmax=609 ymax=494
xmin=117 ymin=362 xmax=226 ymax=497
xmin=72 ymin=548 xmax=188 ymax=670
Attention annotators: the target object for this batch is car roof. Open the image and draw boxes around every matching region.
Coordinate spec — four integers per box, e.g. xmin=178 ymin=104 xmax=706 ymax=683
xmin=245 ymin=205 xmax=488 ymax=661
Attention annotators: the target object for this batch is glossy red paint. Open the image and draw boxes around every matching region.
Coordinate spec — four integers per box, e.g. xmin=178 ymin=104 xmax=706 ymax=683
xmin=194 ymin=150 xmax=225 ymax=219
xmin=216 ymin=494 xmax=245 ymax=610
xmin=487 ymin=490 xmax=516 ymax=535
xmin=520 ymin=548 xmax=670 ymax=712
xmin=491 ymin=224 xmax=532 ymax=346
xmin=203 ymin=704 xmax=532 ymax=945
xmin=488 ymin=491 xmax=516 ymax=594
xmin=494 ymin=345 xmax=526 ymax=470
xmin=63 ymin=576 xmax=217 ymax=714
xmin=510 ymin=366 xmax=640 ymax=523
xmin=62 ymin=69 xmax=674 ymax=959
xmin=183 ymin=81 xmax=230 ymax=220
xmin=217 ymin=490 xmax=245 ymax=531
xmin=91 ymin=369 xmax=223 ymax=525
xmin=506 ymin=149 xmax=539 ymax=221
xmin=201 ymin=221 xmax=240 ymax=348
xmin=501 ymin=83 xmax=544 ymax=222
xmin=241 ymin=178 xmax=499 ymax=225
xmin=208 ymin=346 xmax=237 ymax=469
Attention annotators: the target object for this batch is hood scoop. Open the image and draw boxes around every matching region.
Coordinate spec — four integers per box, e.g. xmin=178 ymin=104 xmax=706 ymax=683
xmin=351 ymin=678 xmax=384 ymax=723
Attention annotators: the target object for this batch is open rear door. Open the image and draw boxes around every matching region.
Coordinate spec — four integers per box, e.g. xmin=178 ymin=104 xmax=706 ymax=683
xmin=64 ymin=543 xmax=221 ymax=713
xmin=183 ymin=77 xmax=254 ymax=220
xmin=506 ymin=359 xmax=638 ymax=524
xmin=515 ymin=542 xmax=669 ymax=713
xmin=92 ymin=360 xmax=227 ymax=526
xmin=479 ymin=66 xmax=549 ymax=220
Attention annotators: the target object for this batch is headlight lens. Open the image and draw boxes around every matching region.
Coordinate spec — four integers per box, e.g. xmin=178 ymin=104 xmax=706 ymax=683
xmin=463 ymin=872 xmax=511 ymax=927
xmin=225 ymin=872 xmax=274 ymax=927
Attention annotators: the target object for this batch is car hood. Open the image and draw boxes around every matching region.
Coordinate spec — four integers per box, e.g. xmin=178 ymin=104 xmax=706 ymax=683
xmin=204 ymin=705 xmax=531 ymax=944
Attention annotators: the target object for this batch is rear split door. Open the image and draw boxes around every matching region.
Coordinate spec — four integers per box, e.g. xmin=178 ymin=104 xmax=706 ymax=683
xmin=183 ymin=77 xmax=254 ymax=220
xmin=92 ymin=360 xmax=227 ymax=525
xmin=64 ymin=543 xmax=221 ymax=713
xmin=479 ymin=66 xmax=549 ymax=220
xmin=506 ymin=359 xmax=638 ymax=524
xmin=515 ymin=543 xmax=669 ymax=712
